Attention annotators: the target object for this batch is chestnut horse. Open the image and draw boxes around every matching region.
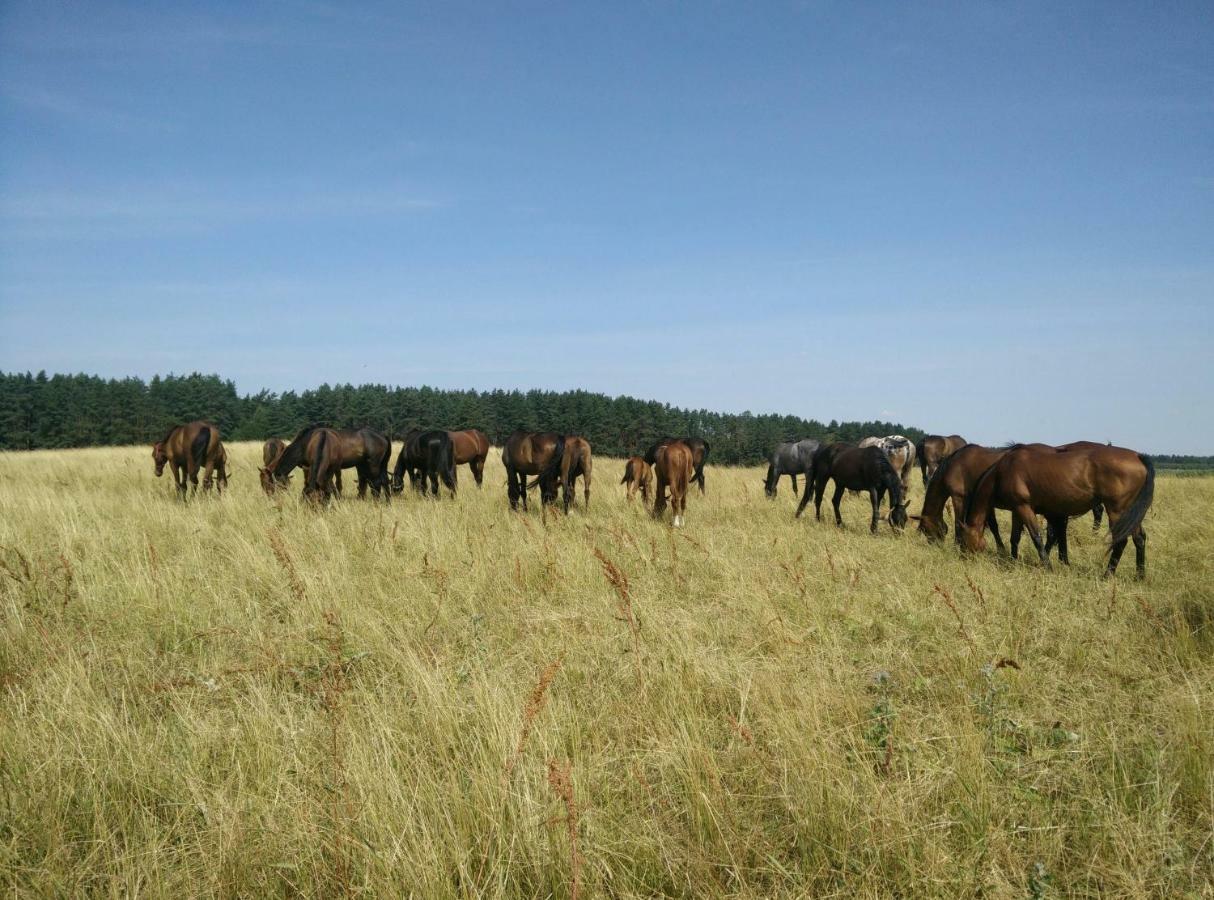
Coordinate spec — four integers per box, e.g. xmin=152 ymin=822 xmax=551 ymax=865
xmin=960 ymin=442 xmax=1154 ymax=577
xmin=621 ymin=456 xmax=652 ymax=504
xmin=645 ymin=437 xmax=709 ymax=493
xmin=652 ymin=440 xmax=693 ymax=526
xmin=913 ymin=444 xmax=1015 ymax=550
xmin=531 ymin=436 xmax=592 ymax=512
xmin=152 ymin=420 xmax=226 ymax=498
xmin=916 ymin=434 xmax=968 ymax=486
xmin=796 ymin=443 xmax=907 ymax=533
xmin=265 ymin=424 xmax=391 ymax=500
xmin=449 ymin=429 xmax=490 ymax=487
xmin=502 ymin=430 xmax=565 ymax=510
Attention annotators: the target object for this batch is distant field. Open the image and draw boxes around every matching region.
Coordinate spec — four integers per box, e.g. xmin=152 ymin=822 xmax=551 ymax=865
xmin=1 ymin=442 xmax=1211 ymax=897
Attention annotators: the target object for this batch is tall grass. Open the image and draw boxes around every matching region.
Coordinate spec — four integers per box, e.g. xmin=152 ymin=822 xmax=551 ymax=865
xmin=1 ymin=443 xmax=1211 ymax=897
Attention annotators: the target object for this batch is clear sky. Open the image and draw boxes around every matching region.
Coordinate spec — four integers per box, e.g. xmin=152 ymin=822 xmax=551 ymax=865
xmin=1 ymin=2 xmax=1211 ymax=452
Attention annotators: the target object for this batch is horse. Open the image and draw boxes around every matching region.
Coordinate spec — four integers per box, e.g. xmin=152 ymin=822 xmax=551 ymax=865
xmin=916 ymin=434 xmax=968 ymax=486
xmin=502 ymin=430 xmax=565 ymax=510
xmin=960 ymin=442 xmax=1154 ymax=577
xmin=265 ymin=424 xmax=392 ymax=500
xmin=621 ymin=456 xmax=653 ymax=504
xmin=797 ymin=443 xmax=907 ymax=533
xmin=859 ymin=435 xmax=916 ymax=497
xmin=152 ymin=421 xmax=226 ymax=498
xmin=764 ymin=439 xmax=820 ymax=499
xmin=913 ymin=443 xmax=1013 ymax=550
xmin=393 ymin=430 xmax=457 ymax=497
xmin=652 ymin=440 xmax=693 ymax=527
xmin=554 ymin=436 xmax=593 ymax=512
xmin=261 ymin=435 xmax=343 ymax=495
xmin=449 ymin=429 xmax=490 ymax=487
xmin=645 ymin=437 xmax=709 ymax=493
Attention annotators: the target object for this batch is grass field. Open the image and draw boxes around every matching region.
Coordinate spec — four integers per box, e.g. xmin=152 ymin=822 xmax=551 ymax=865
xmin=1 ymin=442 xmax=1211 ymax=898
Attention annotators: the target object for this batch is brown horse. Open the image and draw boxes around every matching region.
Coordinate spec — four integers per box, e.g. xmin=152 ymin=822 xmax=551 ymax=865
xmin=960 ymin=442 xmax=1154 ymax=577
xmin=652 ymin=440 xmax=693 ymax=526
xmin=645 ymin=437 xmax=709 ymax=493
xmin=448 ymin=429 xmax=490 ymax=487
xmin=260 ymin=436 xmax=344 ymax=495
xmin=265 ymin=424 xmax=391 ymax=500
xmin=916 ymin=434 xmax=968 ymax=486
xmin=621 ymin=456 xmax=652 ymax=504
xmin=914 ymin=443 xmax=1014 ymax=549
xmin=556 ymin=436 xmax=592 ymax=512
xmin=152 ymin=421 xmax=226 ymax=498
xmin=502 ymin=430 xmax=565 ymax=510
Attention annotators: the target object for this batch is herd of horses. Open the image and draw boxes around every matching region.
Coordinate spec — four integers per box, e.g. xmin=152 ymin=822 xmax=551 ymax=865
xmin=153 ymin=422 xmax=1154 ymax=577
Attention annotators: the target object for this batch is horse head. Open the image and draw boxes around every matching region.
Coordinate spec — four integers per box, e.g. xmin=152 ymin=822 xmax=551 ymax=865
xmin=152 ymin=442 xmax=168 ymax=476
xmin=889 ymin=503 xmax=908 ymax=530
xmin=959 ymin=523 xmax=986 ymax=554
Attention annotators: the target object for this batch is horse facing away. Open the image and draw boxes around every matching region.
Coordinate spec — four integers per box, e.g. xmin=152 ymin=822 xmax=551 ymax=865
xmin=764 ymin=439 xmax=820 ymax=499
xmin=265 ymin=424 xmax=392 ymax=500
xmin=393 ymin=430 xmax=457 ymax=497
xmin=859 ymin=435 xmax=916 ymax=498
xmin=152 ymin=421 xmax=226 ymax=498
xmin=448 ymin=429 xmax=490 ymax=487
xmin=645 ymin=437 xmax=709 ymax=493
xmin=652 ymin=440 xmax=693 ymax=527
xmin=797 ymin=443 xmax=907 ymax=533
xmin=960 ymin=442 xmax=1154 ymax=577
xmin=916 ymin=434 xmax=968 ymax=486
xmin=621 ymin=456 xmax=653 ymax=504
xmin=502 ymin=430 xmax=565 ymax=510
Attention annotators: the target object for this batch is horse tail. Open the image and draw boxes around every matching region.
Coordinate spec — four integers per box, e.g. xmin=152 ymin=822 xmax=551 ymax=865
xmin=191 ymin=426 xmax=211 ymax=467
xmin=1108 ymin=455 xmax=1154 ymax=549
xmin=309 ymin=430 xmax=329 ymax=494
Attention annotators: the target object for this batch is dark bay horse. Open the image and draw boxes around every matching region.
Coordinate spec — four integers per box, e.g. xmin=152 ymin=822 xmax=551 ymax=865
xmin=392 ymin=429 xmax=457 ymax=497
xmin=652 ymin=440 xmax=693 ymax=527
xmin=797 ymin=443 xmax=907 ymax=533
xmin=449 ymin=429 xmax=490 ymax=487
xmin=960 ymin=442 xmax=1154 ymax=577
xmin=913 ymin=444 xmax=1012 ymax=550
xmin=152 ymin=421 xmax=226 ymax=498
xmin=502 ymin=431 xmax=565 ymax=510
xmin=764 ymin=439 xmax=820 ymax=499
xmin=265 ymin=425 xmax=391 ymax=500
xmin=916 ymin=434 xmax=968 ymax=486
xmin=645 ymin=437 xmax=709 ymax=493
xmin=621 ymin=456 xmax=652 ymax=504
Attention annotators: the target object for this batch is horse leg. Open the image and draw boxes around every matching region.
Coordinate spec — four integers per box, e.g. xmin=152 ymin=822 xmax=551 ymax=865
xmin=814 ymin=479 xmax=827 ymax=522
xmin=506 ymin=465 xmax=520 ymax=510
xmin=583 ymin=470 xmax=591 ymax=508
xmin=1010 ymin=518 xmax=1022 ymax=559
xmin=790 ymin=473 xmax=798 ymax=496
xmin=1092 ymin=500 xmax=1104 ymax=532
xmin=986 ymin=510 xmax=1005 ymax=553
xmin=794 ymin=479 xmax=813 ymax=518
xmin=473 ymin=458 xmax=484 ymax=487
xmin=868 ymin=488 xmax=879 ymax=534
xmin=1132 ymin=526 xmax=1147 ymax=579
xmin=653 ymin=474 xmax=668 ymax=519
xmin=1047 ymin=515 xmax=1069 ymax=565
xmin=832 ymin=483 xmax=845 ymax=528
xmin=172 ymin=461 xmax=187 ymax=499
xmin=201 ymin=456 xmax=216 ymax=493
xmin=1014 ymin=504 xmax=1049 ymax=569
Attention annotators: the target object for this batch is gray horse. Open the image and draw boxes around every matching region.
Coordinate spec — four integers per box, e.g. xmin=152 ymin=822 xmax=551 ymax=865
xmin=764 ymin=439 xmax=821 ymax=498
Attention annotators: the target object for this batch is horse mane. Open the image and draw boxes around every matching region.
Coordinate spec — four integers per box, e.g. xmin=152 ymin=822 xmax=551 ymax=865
xmin=291 ymin=423 xmax=323 ymax=443
xmin=156 ymin=424 xmax=181 ymax=445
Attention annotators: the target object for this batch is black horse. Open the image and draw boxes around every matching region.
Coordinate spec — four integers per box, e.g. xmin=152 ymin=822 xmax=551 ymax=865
xmin=796 ymin=443 xmax=907 ymax=533
xmin=645 ymin=437 xmax=710 ymax=493
xmin=392 ymin=429 xmax=457 ymax=497
xmin=764 ymin=438 xmax=820 ymax=498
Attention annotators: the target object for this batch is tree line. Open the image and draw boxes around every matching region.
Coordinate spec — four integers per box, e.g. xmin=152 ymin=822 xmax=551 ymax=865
xmin=0 ymin=371 xmax=922 ymax=465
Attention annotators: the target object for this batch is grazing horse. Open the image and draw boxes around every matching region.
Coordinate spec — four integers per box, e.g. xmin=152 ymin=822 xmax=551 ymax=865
xmin=960 ymin=443 xmax=1154 ymax=577
xmin=152 ymin=421 xmax=226 ymax=498
xmin=859 ymin=435 xmax=916 ymax=497
xmin=797 ymin=443 xmax=907 ymax=533
xmin=764 ymin=439 xmax=820 ymax=499
xmin=502 ymin=430 xmax=565 ymax=510
xmin=265 ymin=424 xmax=392 ymax=500
xmin=448 ymin=429 xmax=490 ymax=487
xmin=645 ymin=437 xmax=709 ymax=493
xmin=652 ymin=440 xmax=693 ymax=527
xmin=913 ymin=444 xmax=1012 ymax=550
xmin=916 ymin=434 xmax=969 ymax=486
xmin=393 ymin=430 xmax=457 ymax=497
xmin=554 ymin=436 xmax=593 ymax=512
xmin=621 ymin=456 xmax=653 ymax=504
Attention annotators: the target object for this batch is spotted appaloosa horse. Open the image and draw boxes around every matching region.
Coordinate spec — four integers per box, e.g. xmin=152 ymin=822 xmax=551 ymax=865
xmin=859 ymin=435 xmax=916 ymax=498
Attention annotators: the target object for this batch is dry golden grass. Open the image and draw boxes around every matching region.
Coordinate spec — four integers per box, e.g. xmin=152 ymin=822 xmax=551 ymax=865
xmin=1 ymin=442 xmax=1211 ymax=898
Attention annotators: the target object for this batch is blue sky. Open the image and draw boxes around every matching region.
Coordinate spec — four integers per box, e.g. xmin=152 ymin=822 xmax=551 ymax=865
xmin=1 ymin=2 xmax=1211 ymax=452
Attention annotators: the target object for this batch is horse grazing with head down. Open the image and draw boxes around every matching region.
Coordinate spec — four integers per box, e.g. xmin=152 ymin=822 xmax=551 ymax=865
xmin=621 ymin=456 xmax=652 ymax=504
xmin=645 ymin=437 xmax=709 ymax=494
xmin=960 ymin=442 xmax=1154 ymax=578
xmin=764 ymin=439 xmax=820 ymax=499
xmin=916 ymin=434 xmax=968 ymax=486
xmin=392 ymin=429 xmax=458 ymax=497
xmin=913 ymin=443 xmax=1012 ymax=550
xmin=152 ymin=421 xmax=227 ymax=498
xmin=264 ymin=425 xmax=391 ymax=501
xmin=652 ymin=439 xmax=693 ymax=527
xmin=797 ymin=443 xmax=907 ymax=533
xmin=532 ymin=436 xmax=591 ymax=513
xmin=502 ymin=431 xmax=565 ymax=510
